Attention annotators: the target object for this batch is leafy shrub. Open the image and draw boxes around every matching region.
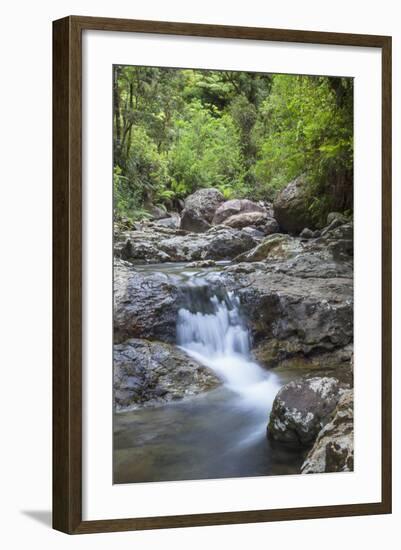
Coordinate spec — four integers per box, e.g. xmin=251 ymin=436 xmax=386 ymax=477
xmin=169 ymin=101 xmax=245 ymax=194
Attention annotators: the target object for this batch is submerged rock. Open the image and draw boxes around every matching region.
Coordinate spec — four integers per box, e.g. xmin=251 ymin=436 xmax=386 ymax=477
xmin=268 ymin=377 xmax=344 ymax=447
xmin=301 ymin=389 xmax=353 ymax=473
xmin=114 ymin=338 xmax=220 ymax=411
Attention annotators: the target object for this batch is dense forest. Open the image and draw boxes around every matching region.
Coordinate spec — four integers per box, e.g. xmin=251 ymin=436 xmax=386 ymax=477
xmin=113 ymin=66 xmax=353 ymax=227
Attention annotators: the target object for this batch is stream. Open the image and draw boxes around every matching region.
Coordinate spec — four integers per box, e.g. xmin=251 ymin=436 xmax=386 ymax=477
xmin=114 ymin=263 xmax=307 ymax=484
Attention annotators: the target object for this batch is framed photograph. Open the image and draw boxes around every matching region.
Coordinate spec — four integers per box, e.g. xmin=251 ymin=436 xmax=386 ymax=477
xmin=53 ymin=16 xmax=392 ymax=534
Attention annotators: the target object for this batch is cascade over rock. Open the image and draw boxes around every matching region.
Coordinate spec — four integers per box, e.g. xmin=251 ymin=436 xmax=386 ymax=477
xmin=176 ymin=278 xmax=280 ymax=408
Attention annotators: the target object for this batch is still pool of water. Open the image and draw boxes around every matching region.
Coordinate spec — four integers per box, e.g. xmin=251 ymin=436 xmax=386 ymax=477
xmin=114 ymin=384 xmax=307 ymax=484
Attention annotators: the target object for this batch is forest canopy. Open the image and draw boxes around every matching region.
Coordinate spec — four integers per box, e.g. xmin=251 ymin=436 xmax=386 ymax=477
xmin=113 ymin=66 xmax=353 ymax=226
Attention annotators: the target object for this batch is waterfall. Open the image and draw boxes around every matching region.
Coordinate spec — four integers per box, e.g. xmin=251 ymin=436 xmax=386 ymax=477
xmin=177 ymin=278 xmax=279 ymax=410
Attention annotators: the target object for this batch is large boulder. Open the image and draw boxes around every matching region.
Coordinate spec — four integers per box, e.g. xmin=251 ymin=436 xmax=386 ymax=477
xmin=268 ymin=377 xmax=343 ymax=447
xmin=223 ymin=211 xmax=269 ymax=229
xmin=273 ymin=176 xmax=315 ymax=234
xmin=114 ymin=259 xmax=180 ymax=343
xmin=180 ymin=188 xmax=224 ymax=232
xmin=202 ymin=227 xmax=257 ymax=260
xmin=301 ymin=389 xmax=353 ymax=473
xmin=213 ymin=199 xmax=271 ymax=225
xmin=114 ymin=338 xmax=220 ymax=411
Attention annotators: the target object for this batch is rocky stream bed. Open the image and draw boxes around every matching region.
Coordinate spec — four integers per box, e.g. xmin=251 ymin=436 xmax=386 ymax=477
xmin=113 ymin=187 xmax=354 ymax=482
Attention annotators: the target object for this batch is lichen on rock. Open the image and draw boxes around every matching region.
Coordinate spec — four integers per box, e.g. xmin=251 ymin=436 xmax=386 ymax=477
xmin=301 ymin=389 xmax=354 ymax=473
xmin=267 ymin=377 xmax=345 ymax=447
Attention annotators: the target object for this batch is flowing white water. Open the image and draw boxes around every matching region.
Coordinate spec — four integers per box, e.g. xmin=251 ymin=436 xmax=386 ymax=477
xmin=177 ymin=281 xmax=280 ymax=411
xmin=115 ymin=267 xmax=307 ymax=483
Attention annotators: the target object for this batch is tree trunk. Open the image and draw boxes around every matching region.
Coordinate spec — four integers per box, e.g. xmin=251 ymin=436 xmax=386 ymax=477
xmin=126 ymin=81 xmax=134 ymax=159
xmin=113 ymin=67 xmax=122 ymax=165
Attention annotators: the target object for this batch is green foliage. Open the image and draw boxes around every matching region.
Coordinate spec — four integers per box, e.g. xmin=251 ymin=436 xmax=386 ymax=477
xmin=169 ymin=101 xmax=245 ymax=195
xmin=253 ymin=75 xmax=353 ymax=220
xmin=125 ymin=127 xmax=169 ymax=201
xmin=113 ymin=67 xmax=353 ymax=224
xmin=113 ymin=165 xmax=150 ymax=222
xmin=114 ymin=127 xmax=170 ymax=221
xmin=182 ymin=70 xmax=235 ymax=110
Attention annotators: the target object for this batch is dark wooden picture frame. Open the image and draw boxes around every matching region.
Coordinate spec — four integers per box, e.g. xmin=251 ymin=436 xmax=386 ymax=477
xmin=53 ymin=15 xmax=392 ymax=534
